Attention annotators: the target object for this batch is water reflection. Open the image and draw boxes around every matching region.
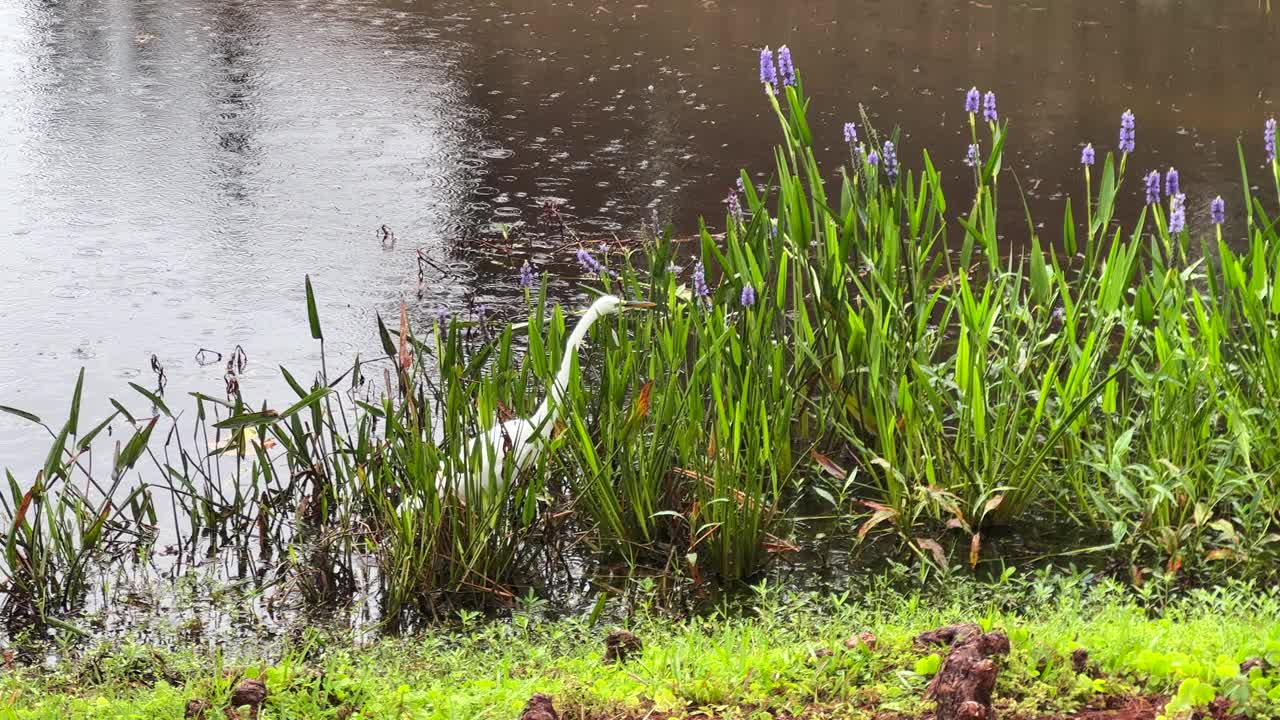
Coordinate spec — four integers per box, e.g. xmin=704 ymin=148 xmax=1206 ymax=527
xmin=0 ymin=0 xmax=1278 ymax=472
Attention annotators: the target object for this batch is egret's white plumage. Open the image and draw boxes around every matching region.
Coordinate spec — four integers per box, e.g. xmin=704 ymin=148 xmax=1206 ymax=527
xmin=440 ymin=294 xmax=653 ymax=500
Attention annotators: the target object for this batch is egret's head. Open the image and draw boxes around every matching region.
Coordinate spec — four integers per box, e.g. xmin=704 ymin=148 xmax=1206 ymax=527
xmin=591 ymin=294 xmax=656 ymax=317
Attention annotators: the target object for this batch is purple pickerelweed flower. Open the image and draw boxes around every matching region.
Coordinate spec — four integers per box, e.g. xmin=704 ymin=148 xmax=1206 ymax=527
xmin=1081 ymin=143 xmax=1095 ymax=167
xmin=1211 ymin=196 xmax=1226 ymax=225
xmin=1169 ymin=193 xmax=1186 ymax=233
xmin=759 ymin=47 xmax=777 ymax=87
xmin=518 ymin=260 xmax=534 ymax=288
xmin=843 ymin=122 xmax=857 ymax=145
xmin=964 ymin=143 xmax=980 ymax=168
xmin=1267 ymin=118 xmax=1277 ymax=162
xmin=740 ymin=283 xmax=756 ymax=307
xmin=882 ymin=141 xmax=898 ymax=182
xmin=867 ymin=149 xmax=879 ymax=166
xmin=777 ymin=45 xmax=795 ymax=87
xmin=727 ymin=190 xmax=743 ymax=224
xmin=982 ymin=91 xmax=998 ymax=123
xmin=692 ymin=261 xmax=710 ymax=300
xmin=1165 ymin=167 xmax=1180 ymax=197
xmin=577 ymin=248 xmax=604 ymax=275
xmin=965 ymin=87 xmax=980 ymax=114
xmin=1144 ymin=170 xmax=1160 ymax=205
xmin=1119 ymin=110 xmax=1136 ymax=154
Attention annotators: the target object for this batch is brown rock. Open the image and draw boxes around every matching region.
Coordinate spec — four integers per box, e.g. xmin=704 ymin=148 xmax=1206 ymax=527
xmin=229 ymin=679 xmax=267 ymax=719
xmin=604 ymin=629 xmax=642 ymax=664
xmin=845 ymin=631 xmax=878 ymax=651
xmin=924 ymin=628 xmax=1010 ymax=720
xmin=1208 ymin=695 xmax=1250 ymax=720
xmin=519 ymin=693 xmax=558 ymax=720
xmin=814 ymin=647 xmax=834 ymax=658
xmin=1240 ymin=657 xmax=1268 ymax=674
xmin=185 ymin=699 xmax=211 ymax=719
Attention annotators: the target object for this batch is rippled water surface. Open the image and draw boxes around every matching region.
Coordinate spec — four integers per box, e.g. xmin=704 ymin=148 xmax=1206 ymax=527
xmin=1 ymin=0 xmax=1277 ymax=468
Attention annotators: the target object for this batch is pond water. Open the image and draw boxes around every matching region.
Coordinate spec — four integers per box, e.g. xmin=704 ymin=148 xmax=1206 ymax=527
xmin=1 ymin=0 xmax=1277 ymax=471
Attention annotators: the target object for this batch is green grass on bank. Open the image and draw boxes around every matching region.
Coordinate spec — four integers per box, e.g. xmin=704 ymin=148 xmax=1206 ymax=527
xmin=5 ymin=577 xmax=1280 ymax=719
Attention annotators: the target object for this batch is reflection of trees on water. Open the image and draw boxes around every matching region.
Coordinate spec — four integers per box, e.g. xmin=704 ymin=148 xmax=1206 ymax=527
xmin=203 ymin=0 xmax=264 ymax=208
xmin=446 ymin=0 xmax=1277 ymax=240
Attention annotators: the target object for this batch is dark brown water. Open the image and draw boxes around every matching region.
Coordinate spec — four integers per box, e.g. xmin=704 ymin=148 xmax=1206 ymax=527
xmin=2 ymin=0 xmax=1278 ymax=468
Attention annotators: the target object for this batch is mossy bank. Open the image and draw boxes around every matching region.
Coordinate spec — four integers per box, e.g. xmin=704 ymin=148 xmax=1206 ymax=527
xmin=4 ymin=577 xmax=1280 ymax=719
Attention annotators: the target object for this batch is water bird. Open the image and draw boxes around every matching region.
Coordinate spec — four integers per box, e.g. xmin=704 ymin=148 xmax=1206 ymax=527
xmin=440 ymin=294 xmax=655 ymax=500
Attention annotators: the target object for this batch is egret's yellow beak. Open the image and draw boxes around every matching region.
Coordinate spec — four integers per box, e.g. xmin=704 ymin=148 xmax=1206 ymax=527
xmin=622 ymin=300 xmax=657 ymax=310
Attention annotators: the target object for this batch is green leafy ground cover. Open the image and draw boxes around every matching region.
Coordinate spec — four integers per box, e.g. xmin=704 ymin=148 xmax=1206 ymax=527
xmin=4 ymin=577 xmax=1280 ymax=719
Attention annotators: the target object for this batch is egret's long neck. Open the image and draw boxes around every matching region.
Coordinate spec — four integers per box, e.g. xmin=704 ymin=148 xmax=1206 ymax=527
xmin=529 ymin=306 xmax=602 ymax=430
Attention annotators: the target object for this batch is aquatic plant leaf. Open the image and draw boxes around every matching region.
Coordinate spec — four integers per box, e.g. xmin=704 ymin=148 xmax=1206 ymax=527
xmin=109 ymin=399 xmax=136 ymax=424
xmin=67 ymin=367 xmax=84 ymax=437
xmin=77 ymin=410 xmax=120 ymax=452
xmin=305 ymin=274 xmax=323 ymax=341
xmin=810 ymin=450 xmax=847 ymax=479
xmin=915 ymin=537 xmax=947 ymax=569
xmin=376 ymin=312 xmax=397 ymax=359
xmin=114 ymin=416 xmax=158 ymax=474
xmin=127 ymin=382 xmax=172 ymax=418
xmin=213 ymin=410 xmax=279 ymax=431
xmin=11 ymin=482 xmax=36 ymax=532
xmin=858 ymin=508 xmax=897 ymax=541
xmin=398 ymin=302 xmax=410 ymax=371
xmin=0 ymin=405 xmax=41 ymax=425
xmin=278 ymin=366 xmax=309 ymax=399
xmin=41 ymin=420 xmax=71 ymax=481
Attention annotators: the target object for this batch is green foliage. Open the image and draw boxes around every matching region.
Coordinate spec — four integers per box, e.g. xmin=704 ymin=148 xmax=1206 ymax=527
xmin=4 ymin=580 xmax=1280 ymax=719
xmin=7 ymin=55 xmax=1280 ymax=632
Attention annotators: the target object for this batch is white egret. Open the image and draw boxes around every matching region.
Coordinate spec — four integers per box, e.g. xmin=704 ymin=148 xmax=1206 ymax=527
xmin=442 ymin=294 xmax=655 ymax=499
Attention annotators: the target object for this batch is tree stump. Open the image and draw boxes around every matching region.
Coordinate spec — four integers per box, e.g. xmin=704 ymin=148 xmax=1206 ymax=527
xmin=519 ymin=693 xmax=558 ymax=720
xmin=1072 ymin=648 xmax=1092 ymax=675
xmin=229 ymin=679 xmax=267 ymax=720
xmin=603 ymin=630 xmax=642 ymax=664
xmin=923 ymin=628 xmax=1010 ymax=720
xmin=914 ymin=623 xmax=982 ymax=649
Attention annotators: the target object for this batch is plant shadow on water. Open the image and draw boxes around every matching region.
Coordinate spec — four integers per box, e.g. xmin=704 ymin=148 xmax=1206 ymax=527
xmin=5 ymin=51 xmax=1280 ymax=662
